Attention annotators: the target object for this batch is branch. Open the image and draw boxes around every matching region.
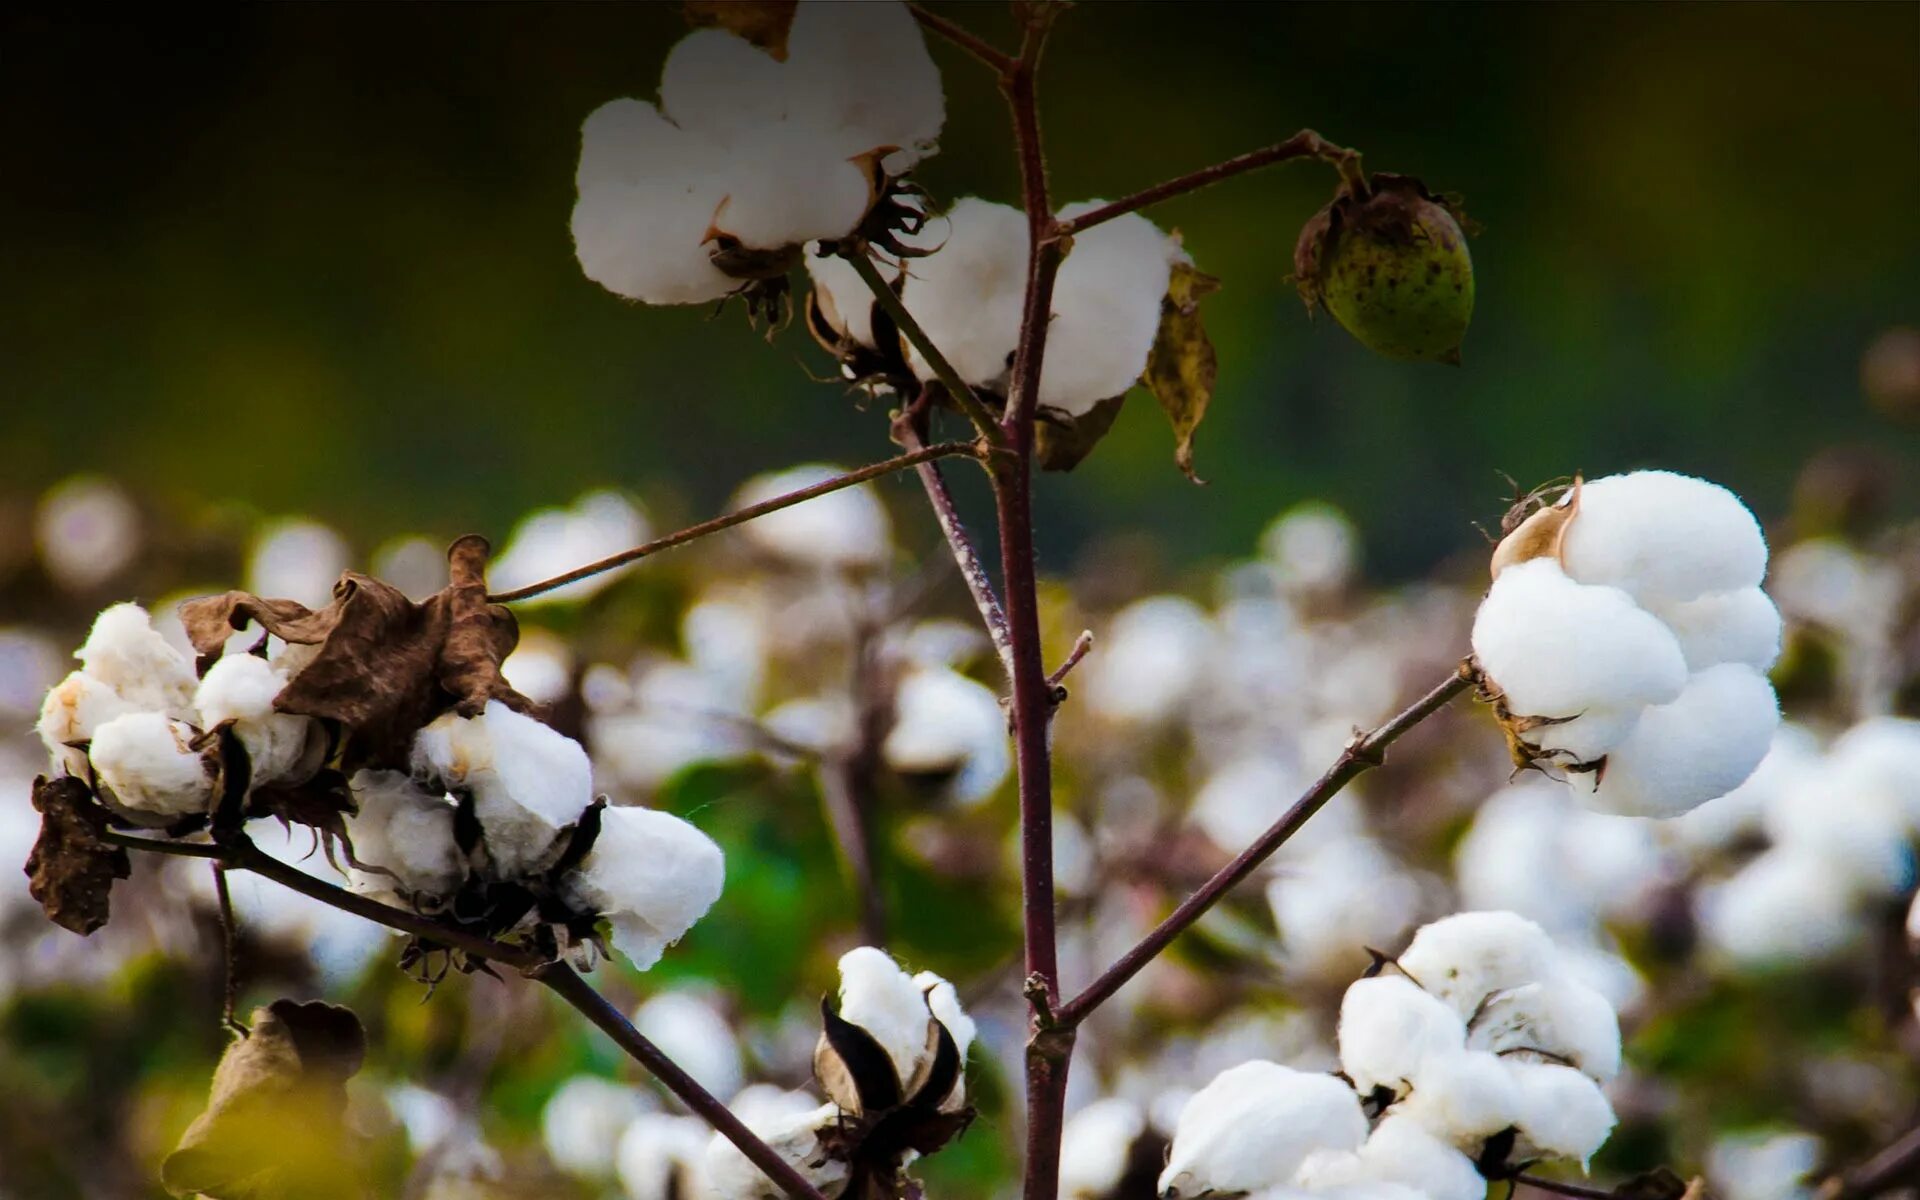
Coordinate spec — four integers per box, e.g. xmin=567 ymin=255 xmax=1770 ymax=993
xmin=907 ymin=3 xmax=1016 ymax=74
xmin=1506 ymin=1174 xmax=1625 ymax=1200
xmin=1051 ymin=129 xmax=1367 ymax=238
xmin=837 ymin=248 xmax=1005 ymax=443
xmin=485 ymin=442 xmax=983 ymax=603
xmin=1822 ymin=1121 xmax=1920 ymax=1199
xmin=1044 ymin=630 xmax=1094 ymax=703
xmin=1055 ymin=667 xmax=1473 ymax=1026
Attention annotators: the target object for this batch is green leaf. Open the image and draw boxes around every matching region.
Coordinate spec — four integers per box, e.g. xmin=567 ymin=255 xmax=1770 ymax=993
xmin=1141 ymin=258 xmax=1222 ymax=483
xmin=1034 ymin=394 xmax=1126 ymax=472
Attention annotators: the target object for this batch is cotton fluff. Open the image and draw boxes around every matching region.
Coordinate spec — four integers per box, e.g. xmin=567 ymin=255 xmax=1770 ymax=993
xmin=1293 ymin=1116 xmax=1484 ymax=1200
xmin=540 ymin=1074 xmax=653 ymax=1178
xmin=1651 ymin=587 xmax=1783 ymax=672
xmin=1570 ymin=662 xmax=1779 ymax=817
xmin=616 ymin=1113 xmax=711 ymax=1200
xmin=195 ymin=653 xmax=313 ymax=786
xmin=1699 ymin=848 xmax=1861 ymax=966
xmin=1395 ymin=1049 xmax=1522 ymax=1147
xmin=37 ymin=671 xmax=139 ymax=776
xmin=1158 ymin=1061 xmax=1368 ymax=1198
xmin=806 ymin=247 xmax=888 ymax=348
xmin=87 ymin=712 xmax=213 ymax=817
xmin=1080 ymin=596 xmax=1215 ymax=726
xmin=490 ymin=490 xmax=649 ymax=604
xmin=703 ymin=1103 xmax=849 ymax=1200
xmin=835 ymin=946 xmax=936 ymax=1089
xmin=77 ymin=603 xmax=199 ymax=715
xmin=1338 ymin=975 xmax=1467 ymax=1097
xmin=560 ymin=805 xmax=725 ymax=970
xmin=1058 ymin=1098 xmax=1148 ymax=1199
xmin=632 ymin=992 xmax=744 ymax=1101
xmin=1268 ymin=836 xmax=1424 ymax=981
xmin=343 ymin=770 xmax=465 ymax=903
xmin=1465 ymin=977 xmax=1622 ymax=1081
xmin=412 ymin=701 xmax=594 ymax=878
xmin=1506 ymin=1060 xmax=1617 ymax=1168
xmin=898 ymin=198 xmax=1030 ymax=390
xmin=731 ymin=464 xmax=892 ymax=569
xmin=1036 ymin=204 xmax=1180 ymax=416
xmin=1559 ymin=470 xmax=1767 ymax=606
xmin=1395 ymin=911 xmax=1559 ymax=1020
xmin=881 ymin=666 xmax=1009 ymax=807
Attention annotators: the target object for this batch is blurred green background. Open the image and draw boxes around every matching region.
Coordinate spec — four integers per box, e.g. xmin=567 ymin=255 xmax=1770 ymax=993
xmin=3 ymin=2 xmax=1916 ymax=577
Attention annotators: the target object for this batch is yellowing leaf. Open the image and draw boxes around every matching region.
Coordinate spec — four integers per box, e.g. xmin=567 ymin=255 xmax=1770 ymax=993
xmin=1034 ymin=395 xmax=1127 ymax=473
xmin=1142 ymin=259 xmax=1222 ymax=484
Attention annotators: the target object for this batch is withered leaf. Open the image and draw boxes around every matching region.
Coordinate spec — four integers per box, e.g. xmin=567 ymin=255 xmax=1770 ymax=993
xmin=161 ymin=999 xmax=368 ymax=1200
xmin=180 ymin=536 xmax=531 ymax=773
xmin=1034 ymin=394 xmax=1126 ymax=473
xmin=816 ymin=996 xmax=903 ymax=1116
xmin=1142 ymin=258 xmax=1222 ymax=484
xmin=25 ymin=774 xmax=131 ymax=936
xmin=684 ymin=0 xmax=798 ymax=60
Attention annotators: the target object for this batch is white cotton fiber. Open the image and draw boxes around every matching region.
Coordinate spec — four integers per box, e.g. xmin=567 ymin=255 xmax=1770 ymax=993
xmin=1310 ymin=1115 xmax=1485 ymax=1200
xmin=1059 ymin=1098 xmax=1147 ymax=1199
xmin=1573 ymin=663 xmax=1780 ymax=817
xmin=490 ymin=490 xmax=649 ymax=605
xmin=1827 ymin=717 xmax=1920 ymax=829
xmin=1507 ymin=1060 xmax=1617 ymax=1168
xmin=195 ymin=653 xmax=313 ymax=786
xmin=561 ymin=805 xmax=725 ymax=970
xmin=658 ymin=28 xmax=792 ymax=146
xmin=88 ymin=711 xmax=213 ymax=817
xmin=343 ymin=770 xmax=465 ymax=902
xmin=837 ymin=947 xmax=935 ymax=1088
xmin=1081 ymin=595 xmax=1215 ymax=726
xmin=1337 ymin=975 xmax=1467 ymax=1097
xmin=1471 ymin=560 xmax=1688 ymax=719
xmin=1394 ymin=910 xmax=1558 ymax=1020
xmin=707 ymin=132 xmax=873 ymax=250
xmin=1651 ymin=587 xmax=1783 ymax=672
xmin=617 ymin=1112 xmax=711 ymax=1200
xmin=731 ymin=463 xmax=893 ymax=569
xmin=914 ymin=970 xmax=976 ymax=1062
xmin=783 ymin=0 xmax=945 ymax=165
xmin=1037 ymin=205 xmax=1179 ymax=416
xmin=540 ymin=1074 xmax=653 ymax=1179
xmin=1699 ymin=848 xmax=1861 ymax=966
xmin=572 ymin=100 xmax=734 ymax=306
xmin=900 ymin=197 xmax=1031 ymax=391
xmin=1158 ymin=1061 xmax=1367 ymax=1198
xmin=413 ymin=701 xmax=595 ymax=877
xmin=1465 ymin=977 xmax=1622 ymax=1082
xmin=1559 ymin=470 xmax=1767 ymax=605
xmin=77 ymin=603 xmax=198 ymax=715
xmin=38 ymin=670 xmax=139 ymax=775
xmin=1396 ymin=1049 xmax=1522 ymax=1147
xmin=632 ymin=992 xmax=743 ymax=1101
xmin=883 ymin=667 xmax=1009 ymax=807
xmin=1268 ymin=836 xmax=1424 ymax=981
xmin=703 ymin=1102 xmax=849 ymax=1200
xmin=806 ymin=248 xmax=887 ymax=348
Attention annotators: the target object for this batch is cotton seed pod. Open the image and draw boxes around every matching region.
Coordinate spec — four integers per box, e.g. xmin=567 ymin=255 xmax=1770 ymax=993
xmin=1490 ymin=481 xmax=1581 ymax=579
xmin=1295 ymin=173 xmax=1475 ymax=364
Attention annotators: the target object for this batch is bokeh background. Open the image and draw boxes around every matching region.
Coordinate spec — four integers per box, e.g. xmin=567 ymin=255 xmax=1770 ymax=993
xmin=4 ymin=2 xmax=1916 ymax=577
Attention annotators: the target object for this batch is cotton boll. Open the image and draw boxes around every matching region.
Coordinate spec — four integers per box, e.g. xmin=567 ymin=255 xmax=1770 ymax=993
xmin=1261 ymin=502 xmax=1360 ymax=596
xmin=708 ymin=133 xmax=874 ymax=249
xmin=1699 ymin=848 xmax=1861 ymax=966
xmin=632 ymin=993 xmax=743 ymax=1101
xmin=783 ymin=0 xmax=944 ymax=164
xmin=88 ymin=712 xmax=213 ymax=818
xmin=882 ymin=666 xmax=1008 ymax=807
xmin=502 ymin=629 xmax=575 ymax=707
xmin=1396 ymin=1050 xmax=1522 ymax=1148
xmin=703 ymin=1103 xmax=849 ymax=1200
xmin=616 ymin=1113 xmax=711 ymax=1200
xmin=573 ymin=100 xmax=736 ymax=305
xmin=1059 ymin=1098 xmax=1147 ymax=1199
xmin=1465 ymin=978 xmax=1622 ymax=1082
xmin=1706 ymin=1130 xmax=1821 ymax=1200
xmin=1036 ymin=206 xmax=1178 ymax=416
xmin=1652 ymin=587 xmax=1783 ymax=671
xmin=1827 ymin=717 xmax=1920 ymax=829
xmin=343 ymin=770 xmax=465 ymax=902
xmin=1192 ymin=756 xmax=1316 ymax=854
xmin=1318 ymin=1116 xmax=1485 ymax=1200
xmin=1080 ymin=596 xmax=1215 ymax=726
xmin=729 ymin=1085 xmax=820 ymax=1129
xmin=1573 ymin=663 xmax=1780 ymax=818
xmin=1667 ymin=723 xmax=1820 ymax=855
xmin=37 ymin=670 xmax=139 ymax=776
xmin=77 ymin=603 xmax=198 ymax=716
xmin=1395 ymin=911 xmax=1558 ymax=1020
xmin=731 ymin=464 xmax=892 ymax=569
xmin=900 ymin=198 xmax=1030 ymax=390
xmin=35 ymin=475 xmax=141 ymax=592
xmin=914 ymin=970 xmax=975 ymax=1061
xmin=541 ymin=1075 xmax=654 ymax=1178
xmin=1560 ymin=471 xmax=1768 ymax=606
xmin=1268 ymin=838 xmax=1423 ymax=980
xmin=1762 ymin=764 xmax=1913 ymax=898
xmin=1526 ymin=706 xmax=1646 ymax=766
xmin=806 ymin=249 xmax=886 ymax=348
xmin=195 ymin=653 xmax=313 ymax=786
xmin=1158 ymin=1061 xmax=1367 ymax=1198
xmin=562 ymin=806 xmax=725 ymax=970
xmin=657 ymin=27 xmax=792 ymax=146
xmin=1471 ymin=559 xmax=1687 ymax=720
xmin=491 ymin=490 xmax=650 ymax=604
xmin=1337 ymin=975 xmax=1467 ymax=1098
xmin=836 ymin=946 xmax=933 ymax=1089
xmin=1507 ymin=1060 xmax=1616 ymax=1167
xmin=413 ymin=702 xmax=594 ymax=878
xmin=248 ymin=519 xmax=350 ymax=610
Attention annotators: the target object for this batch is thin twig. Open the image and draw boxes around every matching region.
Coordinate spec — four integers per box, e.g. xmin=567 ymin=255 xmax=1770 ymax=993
xmin=1056 ymin=667 xmax=1473 ymax=1026
xmin=1507 ymin=1173 xmax=1625 ymax=1200
xmin=1051 ymin=130 xmax=1367 ymax=238
xmin=838 ymin=249 xmax=1005 ymax=443
xmin=907 ymin=2 xmax=1017 ymax=74
xmin=210 ymin=862 xmax=244 ymax=1035
xmin=1822 ymin=1120 xmax=1920 ymax=1199
xmin=486 ymin=442 xmax=983 ymax=603
xmin=1044 ymin=630 xmax=1094 ymax=700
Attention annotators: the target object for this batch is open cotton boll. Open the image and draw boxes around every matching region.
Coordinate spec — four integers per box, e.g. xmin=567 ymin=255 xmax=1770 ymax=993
xmin=1571 ymin=662 xmax=1780 ymax=818
xmin=37 ymin=670 xmax=140 ymax=775
xmin=490 ymin=490 xmax=649 ymax=604
xmin=343 ymin=771 xmax=465 ymax=902
xmin=1465 ymin=977 xmax=1622 ymax=1082
xmin=1270 ymin=836 xmax=1424 ymax=980
xmin=1559 ymin=471 xmax=1767 ymax=606
xmin=1707 ymin=1130 xmax=1822 ymax=1200
xmin=413 ymin=701 xmax=594 ymax=877
xmin=806 ymin=248 xmax=887 ymax=348
xmin=914 ymin=970 xmax=975 ymax=1060
xmin=1036 ymin=206 xmax=1179 ymax=417
xmin=562 ymin=806 xmax=725 ymax=970
xmin=1081 ymin=596 xmax=1215 ymax=726
xmin=1827 ymin=717 xmax=1920 ymax=828
xmin=1059 ymin=1098 xmax=1148 ymax=1199
xmin=1668 ymin=723 xmax=1819 ymax=855
xmin=1395 ymin=911 xmax=1558 ymax=1020
xmin=836 ymin=946 xmax=934 ymax=1089
xmin=36 ymin=475 xmax=141 ymax=592
xmin=882 ymin=667 xmax=1009 ymax=807
xmin=1454 ymin=781 xmax=1665 ymax=937
xmin=616 ymin=1113 xmax=711 ymax=1200
xmin=247 ymin=519 xmax=350 ymax=610
xmin=1762 ymin=768 xmax=1913 ymax=898
xmin=195 ymin=653 xmax=314 ymax=786
xmin=657 ymin=27 xmax=792 ymax=146
xmin=1396 ymin=1050 xmax=1522 ymax=1148
xmin=88 ymin=712 xmax=213 ymax=818
xmin=1297 ymin=1116 xmax=1484 ymax=1200
xmin=1337 ymin=975 xmax=1467 ymax=1098
xmin=632 ymin=992 xmax=743 ymax=1101
xmin=703 ymin=1103 xmax=849 ymax=1200
xmin=900 ymin=198 xmax=1030 ymax=390
xmin=1651 ymin=587 xmax=1783 ymax=671
xmin=1699 ymin=848 xmax=1862 ymax=966
xmin=572 ymin=100 xmax=735 ymax=306
xmin=1507 ymin=1060 xmax=1617 ymax=1168
xmin=1471 ymin=559 xmax=1688 ymax=720
xmin=540 ymin=1075 xmax=654 ymax=1178
xmin=707 ymin=133 xmax=875 ymax=250
xmin=77 ymin=603 xmax=198 ymax=716
xmin=1158 ymin=1061 xmax=1367 ymax=1198
xmin=782 ymin=0 xmax=944 ymax=166
xmin=731 ymin=464 xmax=892 ymax=569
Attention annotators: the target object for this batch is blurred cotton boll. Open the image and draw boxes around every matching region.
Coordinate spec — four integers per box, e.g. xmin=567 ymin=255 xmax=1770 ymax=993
xmin=501 ymin=628 xmax=574 ymax=707
xmin=616 ymin=1112 xmax=710 ymax=1200
xmin=35 ymin=475 xmax=141 ymax=592
xmin=1058 ymin=1097 xmax=1149 ymax=1199
xmin=371 ymin=534 xmax=449 ymax=599
xmin=1080 ymin=595 xmax=1214 ymax=726
xmin=731 ymin=464 xmax=892 ymax=569
xmin=489 ymin=490 xmax=648 ymax=604
xmin=1699 ymin=849 xmax=1861 ymax=966
xmin=631 ymin=991 xmax=743 ymax=1102
xmin=1267 ymin=836 xmax=1423 ymax=980
xmin=247 ymin=518 xmax=350 ymax=608
xmin=1708 ymin=1129 xmax=1822 ymax=1200
xmin=882 ymin=665 xmax=1010 ymax=807
xmin=1261 ymin=501 xmax=1360 ymax=597
xmin=541 ymin=1075 xmax=654 ymax=1178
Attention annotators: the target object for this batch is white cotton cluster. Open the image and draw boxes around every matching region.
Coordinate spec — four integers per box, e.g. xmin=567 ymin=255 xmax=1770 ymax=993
xmin=1266 ymin=836 xmax=1424 ymax=981
xmin=897 ymin=198 xmax=1185 ymax=415
xmin=1079 ymin=596 xmax=1215 ymax=727
xmin=881 ymin=665 xmax=1010 ymax=807
xmin=412 ymin=700 xmax=595 ymax=877
xmin=834 ymin=946 xmax=948 ymax=1089
xmin=1698 ymin=717 xmax=1920 ymax=967
xmin=87 ymin=712 xmax=214 ymax=819
xmin=731 ymin=464 xmax=893 ymax=570
xmin=559 ymin=804 xmax=726 ymax=970
xmin=1471 ymin=471 xmax=1781 ymax=817
xmin=1336 ymin=912 xmax=1620 ymax=1172
xmin=804 ymin=244 xmax=895 ymax=349
xmin=1157 ymin=1061 xmax=1368 ymax=1198
xmin=1261 ymin=502 xmax=1361 ymax=598
xmin=247 ymin=518 xmax=350 ymax=610
xmin=490 ymin=490 xmax=650 ymax=604
xmin=703 ymin=1102 xmax=850 ymax=1200
xmin=573 ymin=0 xmax=943 ymax=306
xmin=616 ymin=1111 xmax=712 ymax=1200
xmin=540 ymin=1074 xmax=655 ymax=1179
xmin=632 ymin=991 xmax=745 ymax=1102
xmin=1705 ymin=1129 xmax=1821 ymax=1200
xmin=342 ymin=770 xmax=465 ymax=906
xmin=195 ymin=652 xmax=315 ymax=785
xmin=1059 ymin=1097 xmax=1150 ymax=1199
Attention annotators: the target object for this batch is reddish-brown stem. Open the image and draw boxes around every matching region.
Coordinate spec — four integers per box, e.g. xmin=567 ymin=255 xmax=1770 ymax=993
xmin=210 ymin=862 xmax=244 ymax=1035
xmin=1506 ymin=1173 xmax=1628 ymax=1200
xmin=1055 ymin=668 xmax=1473 ymax=1026
xmin=486 ymin=442 xmax=982 ymax=603
xmin=1051 ymin=129 xmax=1366 ymax=238
xmin=537 ymin=963 xmax=828 ymax=1200
xmin=1823 ymin=1121 xmax=1920 ymax=1199
xmin=907 ymin=2 xmax=1017 ymax=74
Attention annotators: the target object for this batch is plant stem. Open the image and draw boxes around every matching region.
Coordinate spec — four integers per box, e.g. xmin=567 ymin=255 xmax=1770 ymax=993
xmin=1056 ymin=667 xmax=1472 ymax=1026
xmin=906 ymin=2 xmax=1016 ymax=74
xmin=1824 ymin=1120 xmax=1920 ymax=1198
xmin=536 ymin=963 xmax=828 ymax=1200
xmin=1044 ymin=630 xmax=1095 ymax=701
xmin=1051 ymin=129 xmax=1366 ymax=238
xmin=839 ymin=249 xmax=1005 ymax=443
xmin=1506 ymin=1173 xmax=1625 ymax=1200
xmin=485 ymin=441 xmax=982 ymax=602
xmin=210 ymin=862 xmax=244 ymax=1035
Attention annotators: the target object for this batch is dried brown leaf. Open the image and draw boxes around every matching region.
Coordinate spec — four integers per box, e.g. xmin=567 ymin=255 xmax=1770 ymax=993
xmin=24 ymin=774 xmax=131 ymax=935
xmin=1142 ymin=259 xmax=1222 ymax=484
xmin=684 ymin=0 xmax=798 ymax=59
xmin=1034 ymin=394 xmax=1127 ymax=473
